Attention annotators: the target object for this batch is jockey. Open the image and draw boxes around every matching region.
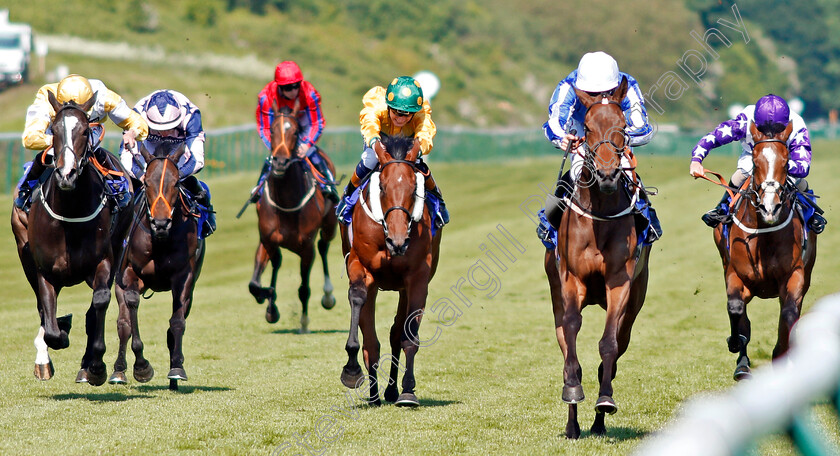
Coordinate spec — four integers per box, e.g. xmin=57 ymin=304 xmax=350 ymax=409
xmin=542 ymin=51 xmax=661 ymax=243
xmin=250 ymin=60 xmax=337 ymax=202
xmin=335 ymin=76 xmax=449 ymax=227
xmin=689 ymin=94 xmax=826 ymax=233
xmin=15 ymin=74 xmax=147 ymax=210
xmin=120 ymin=89 xmax=216 ymax=237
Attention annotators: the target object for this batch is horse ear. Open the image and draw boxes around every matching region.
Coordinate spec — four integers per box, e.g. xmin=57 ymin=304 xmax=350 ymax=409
xmin=80 ymin=92 xmax=96 ymax=114
xmin=292 ymin=98 xmax=301 ymax=117
xmin=613 ymin=76 xmax=628 ymax=102
xmin=137 ymin=141 xmax=153 ymax=163
xmin=47 ymin=90 xmax=61 ymax=112
xmin=172 ymin=142 xmax=187 ymax=164
xmin=749 ymin=121 xmax=764 ymax=142
xmin=405 ymin=138 xmax=421 ymax=163
xmin=271 ymin=98 xmax=279 ymax=115
xmin=574 ymin=87 xmax=597 ymax=108
xmin=779 ymin=122 xmax=794 ymax=142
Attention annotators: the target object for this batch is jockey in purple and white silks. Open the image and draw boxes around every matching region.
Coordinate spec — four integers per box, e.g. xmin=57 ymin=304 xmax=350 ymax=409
xmin=540 ymin=51 xmax=661 ymax=244
xmin=120 ymin=89 xmax=216 ymax=236
xmin=688 ymin=94 xmax=826 ymax=233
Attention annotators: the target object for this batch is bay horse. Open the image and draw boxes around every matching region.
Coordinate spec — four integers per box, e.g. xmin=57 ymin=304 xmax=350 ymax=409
xmin=248 ymin=102 xmax=338 ymax=331
xmin=108 ymin=141 xmax=205 ymax=391
xmin=10 ymin=92 xmax=133 ymax=385
xmin=544 ymin=77 xmax=652 ymax=438
xmin=339 ymin=134 xmax=442 ymax=407
xmin=712 ymin=121 xmax=816 ymax=381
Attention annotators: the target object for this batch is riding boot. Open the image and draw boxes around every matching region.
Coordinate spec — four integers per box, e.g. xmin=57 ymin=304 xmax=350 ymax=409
xmin=308 ymin=150 xmax=339 ymax=203
xmin=335 ymin=162 xmax=373 ymax=223
xmin=249 ymin=158 xmax=270 ymax=203
xmin=795 ymin=178 xmax=827 ymax=234
xmin=701 ymin=186 xmax=734 ymax=228
xmin=544 ymin=171 xmax=574 ymax=229
xmin=14 ymin=152 xmax=48 ymax=210
xmin=639 ymin=191 xmax=662 ymax=243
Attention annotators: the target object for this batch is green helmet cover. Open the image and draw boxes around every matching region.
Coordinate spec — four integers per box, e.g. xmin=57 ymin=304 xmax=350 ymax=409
xmin=386 ymin=76 xmax=424 ymax=112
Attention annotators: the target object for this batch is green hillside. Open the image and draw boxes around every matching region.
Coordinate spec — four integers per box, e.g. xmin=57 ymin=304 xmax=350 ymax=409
xmin=0 ymin=1 xmax=815 ymax=131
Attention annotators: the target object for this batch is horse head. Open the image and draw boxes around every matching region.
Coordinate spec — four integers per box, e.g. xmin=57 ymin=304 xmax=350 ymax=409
xmin=574 ymin=76 xmax=629 ymax=194
xmin=269 ymin=100 xmax=301 ymax=177
xmin=47 ymin=90 xmax=95 ymax=191
xmin=371 ymin=134 xmax=424 ymax=257
xmin=138 ymin=141 xmax=187 ymax=240
xmin=750 ymin=121 xmax=793 ymax=224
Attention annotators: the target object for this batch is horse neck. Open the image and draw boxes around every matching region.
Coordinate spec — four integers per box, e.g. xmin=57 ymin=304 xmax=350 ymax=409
xmin=268 ymin=160 xmax=311 ymax=206
xmin=44 ymin=164 xmax=104 ymax=213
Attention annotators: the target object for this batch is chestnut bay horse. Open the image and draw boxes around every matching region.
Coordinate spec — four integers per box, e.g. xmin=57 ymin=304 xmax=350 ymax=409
xmin=339 ymin=134 xmax=442 ymax=407
xmin=712 ymin=121 xmax=816 ymax=381
xmin=108 ymin=141 xmax=205 ymax=390
xmin=248 ymin=103 xmax=338 ymax=331
xmin=544 ymin=77 xmax=652 ymax=438
xmin=10 ymin=92 xmax=133 ymax=385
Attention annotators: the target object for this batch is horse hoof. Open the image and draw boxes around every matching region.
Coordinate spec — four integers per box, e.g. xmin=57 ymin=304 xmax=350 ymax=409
xmin=108 ymin=371 xmax=127 ymax=385
xmin=594 ymin=396 xmax=618 ymax=415
xmin=733 ymin=366 xmax=752 ymax=381
xmin=321 ymin=294 xmax=336 ymax=310
xmin=562 ymin=385 xmax=585 ymax=404
xmin=265 ymin=304 xmax=280 ymax=324
xmin=134 ymin=362 xmax=155 ymax=383
xmin=75 ymin=369 xmax=89 ymax=384
xmin=395 ymin=392 xmax=419 ymax=407
xmin=86 ymin=366 xmax=108 ymax=386
xmin=167 ymin=368 xmax=188 ymax=381
xmin=341 ymin=365 xmax=364 ymax=388
xmin=384 ymin=385 xmax=399 ymax=403
xmin=34 ymin=362 xmax=54 ymax=381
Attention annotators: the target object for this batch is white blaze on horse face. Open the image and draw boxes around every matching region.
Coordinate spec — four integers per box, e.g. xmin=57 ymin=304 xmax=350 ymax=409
xmin=59 ymin=116 xmax=79 ymax=176
xmin=284 ymin=121 xmax=292 ymax=131
xmin=759 ymin=146 xmax=780 ymax=211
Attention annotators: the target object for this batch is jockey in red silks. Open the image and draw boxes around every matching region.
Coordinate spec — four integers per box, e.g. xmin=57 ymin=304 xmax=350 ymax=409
xmin=249 ymin=60 xmax=337 ymax=202
xmin=689 ymin=94 xmax=827 ymax=233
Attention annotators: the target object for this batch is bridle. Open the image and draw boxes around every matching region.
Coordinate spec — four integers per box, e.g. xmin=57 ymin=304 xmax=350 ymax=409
xmin=263 ymin=110 xmax=318 ymax=212
xmin=581 ymin=99 xmax=629 ymax=163
xmin=53 ymin=103 xmax=94 ymax=171
xmin=362 ymin=159 xmax=426 ymax=238
xmin=144 ymin=155 xmax=183 ymax=221
xmin=749 ymin=138 xmax=792 ymax=207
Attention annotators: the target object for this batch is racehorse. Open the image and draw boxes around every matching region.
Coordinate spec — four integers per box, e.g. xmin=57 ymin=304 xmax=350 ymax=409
xmin=108 ymin=141 xmax=205 ymax=391
xmin=10 ymin=92 xmax=133 ymax=385
xmin=543 ymin=77 xmax=652 ymax=438
xmin=712 ymin=121 xmax=817 ymax=381
xmin=339 ymin=134 xmax=442 ymax=407
xmin=248 ymin=102 xmax=338 ymax=331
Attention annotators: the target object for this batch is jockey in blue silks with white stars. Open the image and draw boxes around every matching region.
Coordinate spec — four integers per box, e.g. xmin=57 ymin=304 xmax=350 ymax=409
xmin=120 ymin=89 xmax=216 ymax=237
xmin=540 ymin=51 xmax=662 ymax=245
xmin=689 ymin=94 xmax=826 ymax=233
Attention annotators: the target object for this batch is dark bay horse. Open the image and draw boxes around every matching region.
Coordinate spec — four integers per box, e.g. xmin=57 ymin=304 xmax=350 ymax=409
xmin=248 ymin=102 xmax=338 ymax=331
xmin=712 ymin=121 xmax=816 ymax=381
xmin=108 ymin=141 xmax=205 ymax=390
xmin=544 ymin=77 xmax=651 ymax=438
xmin=10 ymin=92 xmax=133 ymax=385
xmin=339 ymin=134 xmax=442 ymax=407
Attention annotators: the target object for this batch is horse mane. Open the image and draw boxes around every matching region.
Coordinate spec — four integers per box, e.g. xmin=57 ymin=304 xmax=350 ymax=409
xmin=380 ymin=134 xmax=414 ymax=161
xmin=756 ymin=121 xmax=787 ymax=138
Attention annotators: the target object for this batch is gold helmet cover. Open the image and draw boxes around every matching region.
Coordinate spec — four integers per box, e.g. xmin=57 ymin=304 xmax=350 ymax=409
xmin=55 ymin=74 xmax=94 ymax=105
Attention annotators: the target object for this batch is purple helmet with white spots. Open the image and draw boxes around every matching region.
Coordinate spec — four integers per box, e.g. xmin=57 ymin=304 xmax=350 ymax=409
xmin=754 ymin=94 xmax=790 ymax=129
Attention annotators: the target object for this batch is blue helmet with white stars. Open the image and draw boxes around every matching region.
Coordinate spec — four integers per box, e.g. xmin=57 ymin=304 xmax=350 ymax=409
xmin=143 ymin=91 xmax=185 ymax=131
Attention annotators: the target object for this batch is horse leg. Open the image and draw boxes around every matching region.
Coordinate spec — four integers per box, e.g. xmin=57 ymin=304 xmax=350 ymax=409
xmin=558 ymin=272 xmax=585 ymax=409
xmin=77 ymin=265 xmax=112 ymax=386
xmin=359 ymin=285 xmax=382 ymax=406
xmin=341 ymin=255 xmax=371 ymax=389
xmin=774 ymin=273 xmax=806 ymax=359
xmin=248 ymin=242 xmax=278 ymax=309
xmin=592 ymin=284 xmax=632 ymax=425
xmin=726 ymin=276 xmax=753 ymax=381
xmin=109 ymin=283 xmax=131 ymax=384
xmin=396 ymin=278 xmax=431 ymax=408
xmin=317 ymin=231 xmax=336 ymax=310
xmin=167 ymin=277 xmax=193 ymax=391
xmin=297 ymin=245 xmax=314 ymax=334
xmin=384 ymin=291 xmax=408 ymax=403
